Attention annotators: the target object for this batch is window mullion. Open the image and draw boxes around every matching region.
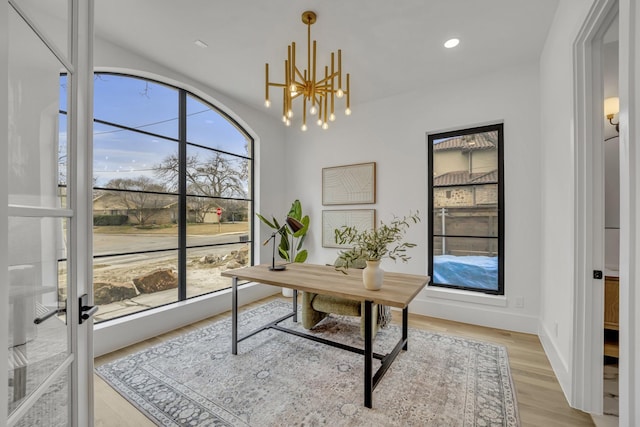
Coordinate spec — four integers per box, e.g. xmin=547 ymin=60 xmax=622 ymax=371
xmin=178 ymin=90 xmax=187 ymax=301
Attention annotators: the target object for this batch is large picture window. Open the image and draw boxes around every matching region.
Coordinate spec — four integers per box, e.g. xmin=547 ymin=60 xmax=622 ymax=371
xmin=428 ymin=124 xmax=504 ymax=294
xmin=70 ymin=73 xmax=254 ymax=322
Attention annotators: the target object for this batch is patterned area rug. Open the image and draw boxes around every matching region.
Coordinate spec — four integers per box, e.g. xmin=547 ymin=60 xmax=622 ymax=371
xmin=96 ymin=300 xmax=519 ymax=426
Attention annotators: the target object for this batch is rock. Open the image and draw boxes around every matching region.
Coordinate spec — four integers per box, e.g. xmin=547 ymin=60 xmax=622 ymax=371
xmin=200 ymin=255 xmax=223 ymax=265
xmin=234 ymin=246 xmax=249 ymax=265
xmin=93 ymin=282 xmax=137 ymax=305
xmin=225 ymin=260 xmax=242 ymax=269
xmin=133 ymin=269 xmax=178 ymax=293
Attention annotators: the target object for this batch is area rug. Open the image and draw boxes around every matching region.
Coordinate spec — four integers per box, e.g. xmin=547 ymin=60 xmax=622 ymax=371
xmin=96 ymin=300 xmax=519 ymax=426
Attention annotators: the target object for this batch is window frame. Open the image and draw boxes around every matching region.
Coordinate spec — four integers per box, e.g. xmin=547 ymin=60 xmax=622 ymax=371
xmin=88 ymin=72 xmax=255 ymax=319
xmin=427 ymin=123 xmax=504 ymax=295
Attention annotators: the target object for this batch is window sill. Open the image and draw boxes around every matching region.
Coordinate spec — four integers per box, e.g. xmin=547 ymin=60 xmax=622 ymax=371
xmin=423 ymin=286 xmax=507 ymax=307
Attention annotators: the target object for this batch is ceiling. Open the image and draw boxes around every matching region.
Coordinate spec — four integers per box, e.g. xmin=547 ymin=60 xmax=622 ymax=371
xmin=93 ymin=1 xmax=559 ymax=114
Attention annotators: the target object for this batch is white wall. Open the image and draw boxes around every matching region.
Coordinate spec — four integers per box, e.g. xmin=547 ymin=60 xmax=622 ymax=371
xmin=283 ymin=62 xmax=542 ymax=333
xmin=538 ymin=0 xmax=595 ymax=399
xmin=92 ymin=37 xmax=286 ymax=354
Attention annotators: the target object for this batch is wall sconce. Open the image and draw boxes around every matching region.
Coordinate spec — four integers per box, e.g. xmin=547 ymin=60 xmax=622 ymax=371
xmin=604 ymin=96 xmax=619 ymax=133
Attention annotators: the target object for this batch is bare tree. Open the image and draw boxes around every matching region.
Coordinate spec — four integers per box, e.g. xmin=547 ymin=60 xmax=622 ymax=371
xmin=155 ymin=152 xmax=248 ymax=198
xmin=106 ymin=177 xmax=167 ymax=226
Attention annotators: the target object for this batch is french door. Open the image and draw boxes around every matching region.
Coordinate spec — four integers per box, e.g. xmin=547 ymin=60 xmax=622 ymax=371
xmin=5 ymin=0 xmax=94 ymax=426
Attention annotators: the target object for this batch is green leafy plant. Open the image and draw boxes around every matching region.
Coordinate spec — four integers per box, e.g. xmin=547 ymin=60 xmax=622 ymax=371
xmin=257 ymin=199 xmax=310 ymax=263
xmin=334 ymin=212 xmax=420 ymax=272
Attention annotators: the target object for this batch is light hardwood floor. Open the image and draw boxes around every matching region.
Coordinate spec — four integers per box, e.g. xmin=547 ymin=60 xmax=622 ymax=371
xmin=94 ymin=295 xmax=595 ymax=427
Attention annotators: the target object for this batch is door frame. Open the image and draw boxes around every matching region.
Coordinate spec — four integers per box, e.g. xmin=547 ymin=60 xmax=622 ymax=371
xmin=572 ymin=0 xmax=617 ymax=415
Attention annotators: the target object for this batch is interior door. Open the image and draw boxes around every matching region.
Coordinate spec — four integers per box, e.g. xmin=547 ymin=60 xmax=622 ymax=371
xmin=6 ymin=0 xmax=94 ymax=425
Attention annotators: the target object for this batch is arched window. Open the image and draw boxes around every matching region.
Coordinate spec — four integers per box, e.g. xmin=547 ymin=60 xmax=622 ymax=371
xmin=88 ymin=73 xmax=253 ymax=321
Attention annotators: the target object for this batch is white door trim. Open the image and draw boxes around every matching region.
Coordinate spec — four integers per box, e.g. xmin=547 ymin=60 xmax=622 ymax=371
xmin=68 ymin=0 xmax=95 ymax=425
xmin=571 ymin=0 xmax=618 ymax=414
xmin=617 ymin=0 xmax=639 ymax=424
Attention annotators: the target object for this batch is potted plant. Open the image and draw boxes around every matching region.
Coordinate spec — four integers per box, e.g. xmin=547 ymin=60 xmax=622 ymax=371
xmin=257 ymin=200 xmax=310 ymax=295
xmin=334 ymin=212 xmax=420 ymax=290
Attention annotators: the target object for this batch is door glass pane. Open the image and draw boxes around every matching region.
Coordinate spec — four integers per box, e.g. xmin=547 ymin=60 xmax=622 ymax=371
xmin=12 ymin=0 xmax=69 ymax=60
xmin=8 ymin=217 xmax=69 ymax=416
xmin=8 ymin=6 xmax=70 ymax=209
xmin=186 ymin=95 xmax=251 ymax=157
xmin=432 ymin=236 xmax=499 ymax=291
xmin=94 ymin=74 xmax=179 ymax=139
xmin=14 ymin=367 xmax=69 ymax=427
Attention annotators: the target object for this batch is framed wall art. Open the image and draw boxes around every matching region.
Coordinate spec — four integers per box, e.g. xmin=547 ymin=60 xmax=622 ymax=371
xmin=322 ymin=162 xmax=376 ymax=205
xmin=322 ymin=209 xmax=376 ymax=248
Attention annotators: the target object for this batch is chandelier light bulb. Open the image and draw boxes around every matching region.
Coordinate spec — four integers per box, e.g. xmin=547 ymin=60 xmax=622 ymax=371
xmin=264 ymin=99 xmax=271 ymax=108
xmin=282 ymin=115 xmax=287 ymax=123
xmin=310 ymin=105 xmax=318 ymax=115
xmin=329 ymin=113 xmax=336 ymax=122
xmin=345 ymin=108 xmax=352 ymax=116
xmin=317 ymin=118 xmax=323 ymax=126
xmin=301 ymin=124 xmax=308 ymax=131
xmin=336 ymin=88 xmax=344 ymax=98
xmin=287 ymin=110 xmax=293 ymax=118
xmin=289 ymin=84 xmax=297 ymax=93
xmin=322 ymin=122 xmax=329 ymax=130
xmin=285 ymin=119 xmax=291 ymax=126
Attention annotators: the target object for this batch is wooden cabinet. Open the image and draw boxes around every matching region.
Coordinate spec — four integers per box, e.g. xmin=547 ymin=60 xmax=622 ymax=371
xmin=604 ymin=276 xmax=619 ymax=358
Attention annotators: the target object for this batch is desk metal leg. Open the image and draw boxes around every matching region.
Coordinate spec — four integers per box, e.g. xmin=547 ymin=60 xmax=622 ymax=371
xmin=364 ymin=300 xmax=373 ymax=408
xmin=293 ymin=289 xmax=298 ymax=323
xmin=232 ymin=276 xmax=238 ymax=355
xmin=402 ymin=306 xmax=408 ymax=350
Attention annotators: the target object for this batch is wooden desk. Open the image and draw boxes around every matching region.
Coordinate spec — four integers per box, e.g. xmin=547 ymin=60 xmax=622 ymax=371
xmin=221 ymin=263 xmax=429 ymax=408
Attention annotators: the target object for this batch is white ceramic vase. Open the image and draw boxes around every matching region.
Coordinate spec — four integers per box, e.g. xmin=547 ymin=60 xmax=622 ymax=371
xmin=362 ymin=260 xmax=384 ymax=290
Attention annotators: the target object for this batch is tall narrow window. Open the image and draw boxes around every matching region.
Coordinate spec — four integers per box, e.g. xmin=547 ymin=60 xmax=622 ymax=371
xmin=77 ymin=73 xmax=254 ymax=321
xmin=428 ymin=124 xmax=504 ymax=294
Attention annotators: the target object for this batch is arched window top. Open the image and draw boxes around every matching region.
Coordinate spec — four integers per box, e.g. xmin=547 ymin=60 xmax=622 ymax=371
xmin=93 ymin=73 xmax=251 ymax=157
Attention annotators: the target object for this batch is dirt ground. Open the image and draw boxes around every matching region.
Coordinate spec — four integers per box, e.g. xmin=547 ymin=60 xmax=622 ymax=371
xmin=59 ymin=231 xmax=250 ymax=322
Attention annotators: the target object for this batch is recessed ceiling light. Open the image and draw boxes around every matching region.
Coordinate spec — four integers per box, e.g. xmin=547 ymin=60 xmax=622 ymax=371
xmin=444 ymin=38 xmax=460 ymax=49
xmin=194 ymin=39 xmax=208 ymax=48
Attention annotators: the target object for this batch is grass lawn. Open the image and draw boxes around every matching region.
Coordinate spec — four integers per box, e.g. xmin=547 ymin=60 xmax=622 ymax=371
xmin=94 ymin=222 xmax=249 ymax=235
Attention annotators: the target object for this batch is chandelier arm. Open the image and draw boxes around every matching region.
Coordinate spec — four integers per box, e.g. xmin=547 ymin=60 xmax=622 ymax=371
xmin=307 ymin=15 xmax=312 ymax=78
xmin=330 ymin=53 xmax=335 ymax=116
xmin=338 ymin=50 xmax=342 ymax=90
xmin=293 ymin=66 xmax=305 ymax=83
xmin=265 ymin=10 xmax=350 ymax=129
xmin=291 ymin=42 xmax=296 ymax=85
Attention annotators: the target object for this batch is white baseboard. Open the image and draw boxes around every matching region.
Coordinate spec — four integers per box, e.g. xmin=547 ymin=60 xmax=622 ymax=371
xmin=94 ymin=283 xmax=278 ymax=357
xmin=409 ymin=297 xmax=538 ymax=334
xmin=538 ymin=321 xmax=572 ymax=402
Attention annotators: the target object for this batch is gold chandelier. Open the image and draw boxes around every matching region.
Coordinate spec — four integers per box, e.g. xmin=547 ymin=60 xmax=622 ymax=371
xmin=264 ymin=10 xmax=351 ymax=131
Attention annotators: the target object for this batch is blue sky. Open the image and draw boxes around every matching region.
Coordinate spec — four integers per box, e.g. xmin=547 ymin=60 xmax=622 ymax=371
xmin=60 ymin=74 xmax=249 ymax=187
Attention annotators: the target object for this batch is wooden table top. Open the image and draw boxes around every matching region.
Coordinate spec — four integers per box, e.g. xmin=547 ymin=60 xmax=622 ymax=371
xmin=221 ymin=263 xmax=429 ymax=309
